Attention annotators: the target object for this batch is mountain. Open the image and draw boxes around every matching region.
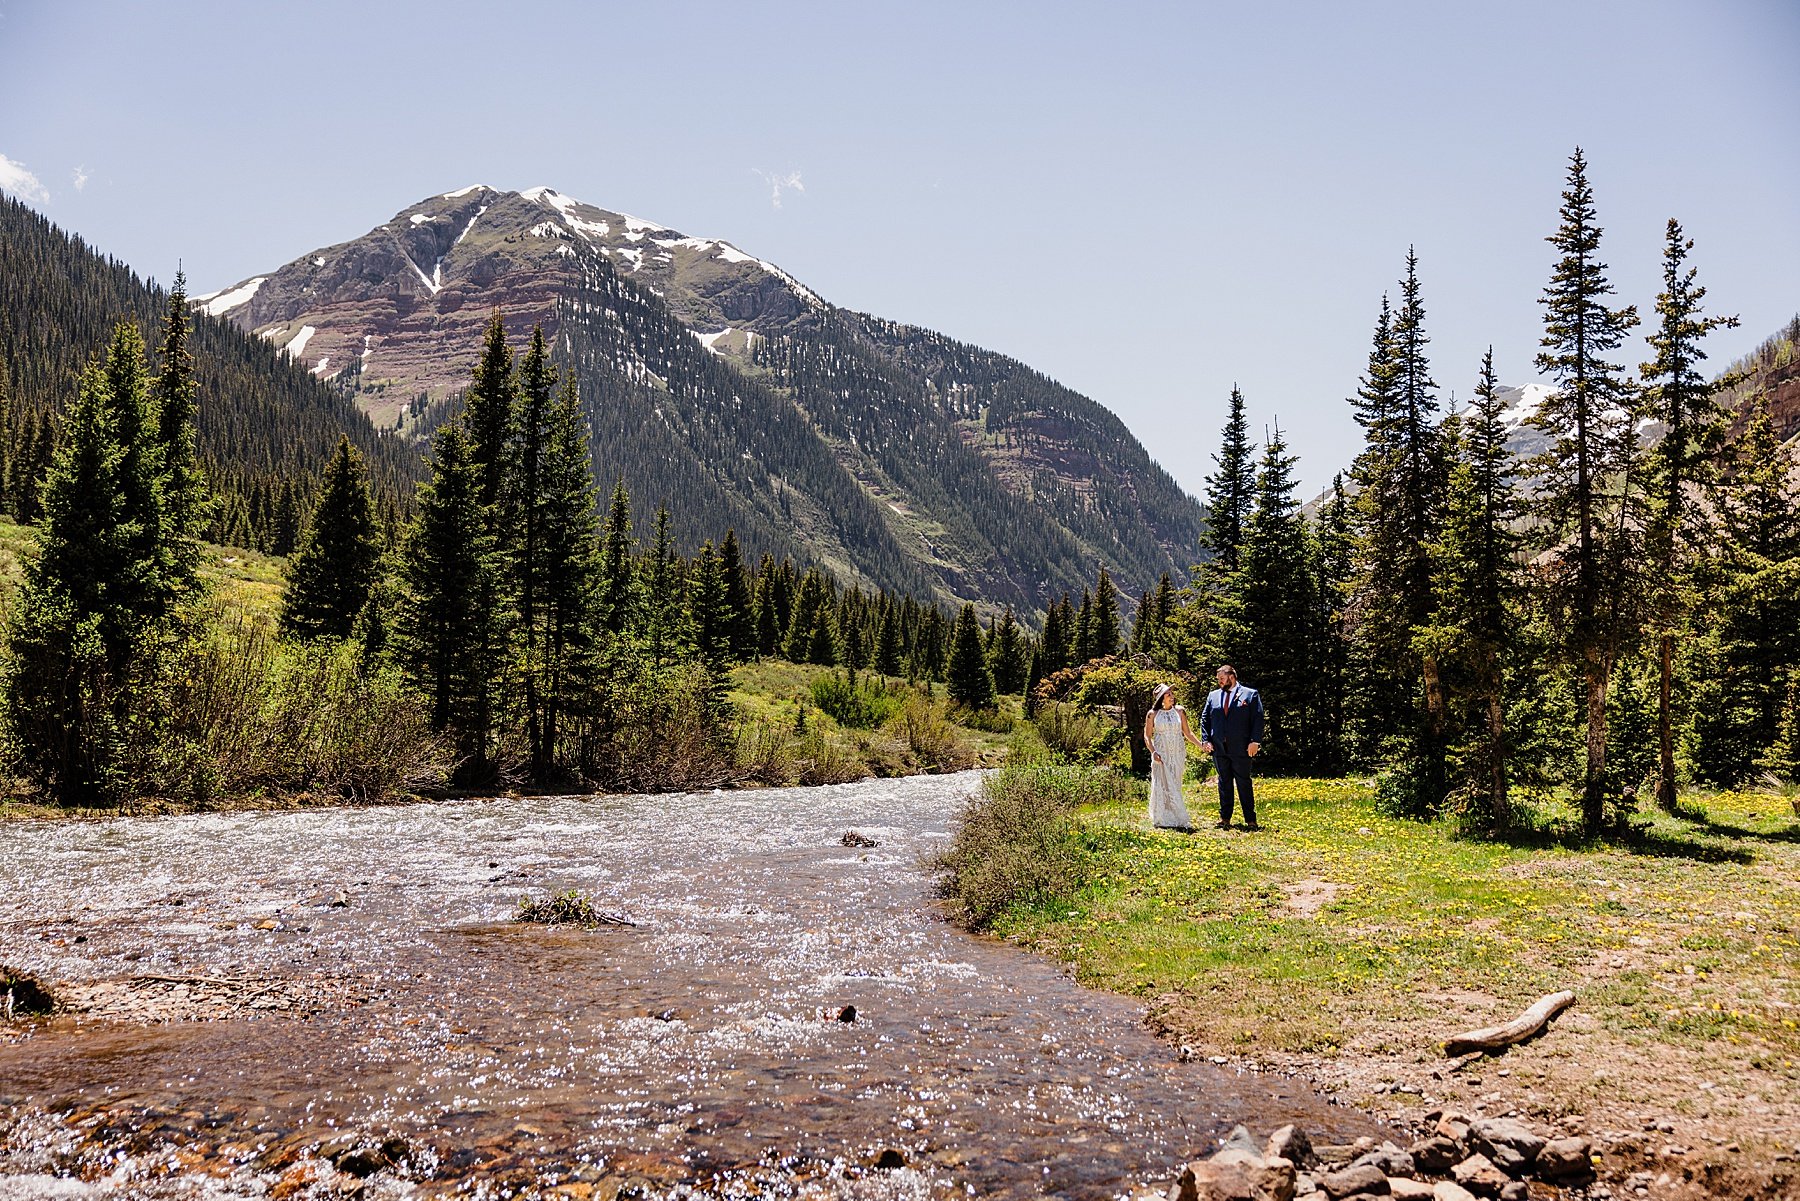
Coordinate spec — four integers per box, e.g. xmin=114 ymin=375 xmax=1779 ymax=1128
xmin=195 ymin=185 xmax=1206 ymax=609
xmin=1719 ymin=315 xmax=1800 ymax=446
xmin=0 ymin=195 xmax=422 ymax=549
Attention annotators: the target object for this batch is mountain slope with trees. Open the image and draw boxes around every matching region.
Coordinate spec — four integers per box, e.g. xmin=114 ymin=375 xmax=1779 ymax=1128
xmin=192 ymin=186 xmax=1206 ymax=609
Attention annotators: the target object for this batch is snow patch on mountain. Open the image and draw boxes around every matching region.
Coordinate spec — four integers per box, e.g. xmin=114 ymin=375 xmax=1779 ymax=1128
xmin=455 ymin=205 xmax=488 ymax=245
xmin=196 ymin=276 xmax=267 ymax=316
xmin=441 ymin=184 xmax=490 ymax=199
xmin=692 ymin=327 xmax=732 ymax=354
xmin=1500 ymin=383 xmax=1555 ymax=428
xmin=286 ymin=325 xmax=317 ymax=359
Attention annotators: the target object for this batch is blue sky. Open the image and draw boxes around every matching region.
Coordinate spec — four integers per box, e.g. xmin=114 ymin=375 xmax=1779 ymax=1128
xmin=2 ymin=0 xmax=1796 ymax=495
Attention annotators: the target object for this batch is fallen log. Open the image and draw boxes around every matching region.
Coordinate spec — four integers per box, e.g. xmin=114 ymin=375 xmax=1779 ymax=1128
xmin=1444 ymin=990 xmax=1576 ymax=1056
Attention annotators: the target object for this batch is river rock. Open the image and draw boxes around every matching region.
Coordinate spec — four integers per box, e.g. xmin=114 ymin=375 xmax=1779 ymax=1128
xmin=1409 ymin=1136 xmax=1460 ymax=1175
xmin=1314 ymin=1145 xmax=1359 ymax=1167
xmin=1496 ymin=1183 xmax=1527 ymax=1201
xmin=1351 ymin=1145 xmax=1415 ymax=1178
xmin=1431 ymin=1184 xmax=1477 ymax=1201
xmin=1319 ymin=1163 xmax=1389 ymax=1198
xmin=1172 ymin=1149 xmax=1298 ymax=1201
xmin=1468 ymin=1119 xmax=1543 ymax=1172
xmin=1294 ymin=1172 xmax=1319 ymax=1197
xmin=1449 ymin=1153 xmax=1509 ymax=1197
xmin=1223 ymin=1125 xmax=1264 ymax=1155
xmin=1534 ymin=1136 xmax=1594 ymax=1182
xmin=1267 ymin=1125 xmax=1316 ymax=1168
xmin=1388 ymin=1180 xmax=1434 ymax=1201
xmin=1434 ymin=1113 xmax=1472 ymax=1144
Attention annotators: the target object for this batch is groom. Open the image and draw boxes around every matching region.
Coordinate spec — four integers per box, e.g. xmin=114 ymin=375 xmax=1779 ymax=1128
xmin=1200 ymin=664 xmax=1263 ymax=830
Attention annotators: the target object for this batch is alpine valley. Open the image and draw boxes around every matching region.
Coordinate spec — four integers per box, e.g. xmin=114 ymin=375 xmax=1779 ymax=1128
xmin=187 ymin=184 xmax=1206 ymax=610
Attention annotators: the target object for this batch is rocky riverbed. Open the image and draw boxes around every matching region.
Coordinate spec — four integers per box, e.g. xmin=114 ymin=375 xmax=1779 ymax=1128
xmin=0 ymin=773 xmax=1372 ymax=1199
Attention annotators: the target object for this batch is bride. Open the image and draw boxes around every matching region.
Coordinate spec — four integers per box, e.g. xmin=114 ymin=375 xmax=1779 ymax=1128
xmin=1143 ymin=683 xmax=1205 ymax=831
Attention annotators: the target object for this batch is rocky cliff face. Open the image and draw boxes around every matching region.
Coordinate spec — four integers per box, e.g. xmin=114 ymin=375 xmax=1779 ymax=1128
xmin=194 ymin=186 xmax=1207 ymax=609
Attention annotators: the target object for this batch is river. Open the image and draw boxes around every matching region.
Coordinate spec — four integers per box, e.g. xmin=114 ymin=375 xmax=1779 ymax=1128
xmin=0 ymin=773 xmax=1369 ymax=1198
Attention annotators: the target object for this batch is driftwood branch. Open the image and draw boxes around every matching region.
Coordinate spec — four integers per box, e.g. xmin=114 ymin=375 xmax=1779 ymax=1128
xmin=1444 ymin=990 xmax=1576 ymax=1056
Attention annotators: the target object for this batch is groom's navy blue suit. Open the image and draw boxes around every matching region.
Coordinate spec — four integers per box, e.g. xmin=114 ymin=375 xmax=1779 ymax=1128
xmin=1201 ymin=684 xmax=1264 ymax=826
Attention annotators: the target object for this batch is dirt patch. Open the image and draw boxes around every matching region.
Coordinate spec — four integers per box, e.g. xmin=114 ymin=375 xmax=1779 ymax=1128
xmin=1 ymin=965 xmax=56 ymax=1017
xmin=1147 ymin=992 xmax=1800 ymax=1199
xmin=1279 ymin=879 xmax=1345 ymax=917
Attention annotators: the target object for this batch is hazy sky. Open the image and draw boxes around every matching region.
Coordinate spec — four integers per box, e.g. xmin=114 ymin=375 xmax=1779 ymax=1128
xmin=2 ymin=0 xmax=1796 ymax=494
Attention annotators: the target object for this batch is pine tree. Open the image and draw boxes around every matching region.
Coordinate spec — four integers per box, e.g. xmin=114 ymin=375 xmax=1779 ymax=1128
xmin=990 ymin=605 xmax=1030 ymax=694
xmin=1639 ymin=219 xmax=1739 ymax=810
xmin=946 ymin=602 xmax=996 ymax=709
xmin=99 ymin=323 xmax=167 ymax=629
xmin=5 ymin=360 xmax=142 ymax=800
xmin=464 ymin=312 xmax=517 ymax=514
xmin=1214 ymin=422 xmax=1320 ymax=769
xmin=645 ymin=506 xmax=686 ymax=668
xmin=1074 ymin=587 xmax=1095 ymax=663
xmin=1529 ymin=148 xmax=1643 ymax=835
xmin=1313 ymin=474 xmax=1354 ymax=774
xmin=719 ymin=528 xmax=755 ymax=660
xmin=874 ymin=602 xmax=903 ymax=677
xmin=1090 ymin=566 xmax=1123 ymax=658
xmin=150 ymin=271 xmax=203 ymax=599
xmin=394 ymin=421 xmax=509 ymax=779
xmin=1693 ymin=395 xmax=1800 ymax=781
xmin=598 ymin=479 xmax=637 ymax=635
xmin=523 ymin=373 xmax=602 ymax=779
xmin=1418 ymin=350 xmax=1520 ymax=829
xmin=751 ymin=552 xmax=783 ymax=657
xmin=686 ymin=541 xmax=733 ymax=672
xmin=280 ymin=436 xmax=381 ymax=641
xmin=1202 ymin=385 xmax=1257 ymax=575
xmin=1040 ymin=595 xmax=1069 ymax=675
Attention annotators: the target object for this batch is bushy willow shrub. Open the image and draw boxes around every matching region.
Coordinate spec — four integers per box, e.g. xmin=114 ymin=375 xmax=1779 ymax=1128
xmin=932 ymin=763 xmax=1125 ymax=929
xmin=159 ymin=618 xmax=446 ymax=803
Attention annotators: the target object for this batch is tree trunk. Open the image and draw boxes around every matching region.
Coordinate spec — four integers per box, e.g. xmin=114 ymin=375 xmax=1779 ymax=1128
xmin=1655 ymin=632 xmax=1678 ymax=811
xmin=1486 ymin=691 xmax=1508 ymax=832
xmin=1125 ymin=688 xmax=1152 ymax=776
xmin=1583 ymin=649 xmax=1609 ymax=838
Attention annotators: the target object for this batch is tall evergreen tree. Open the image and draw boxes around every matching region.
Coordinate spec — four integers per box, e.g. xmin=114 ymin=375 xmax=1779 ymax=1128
xmin=874 ymin=601 xmax=903 ymax=677
xmin=1638 ymin=219 xmax=1739 ymax=810
xmin=1090 ymin=565 xmax=1123 ymax=659
xmin=1528 ymin=148 xmax=1643 ymax=835
xmin=1074 ymin=587 xmax=1095 ymax=662
xmin=6 ymin=358 xmax=143 ymax=800
xmin=281 ymin=436 xmax=381 ymax=641
xmin=1418 ymin=350 xmax=1520 ymax=829
xmin=946 ymin=602 xmax=997 ymax=709
xmin=1312 ymin=474 xmax=1354 ymax=775
xmin=1692 ymin=395 xmax=1800 ymax=781
xmin=1202 ymin=385 xmax=1257 ymax=575
xmin=718 ymin=528 xmax=755 ymax=660
xmin=522 ymin=371 xmax=603 ymax=779
xmin=150 ymin=271 xmax=203 ymax=599
xmin=686 ymin=540 xmax=733 ymax=672
xmin=464 ymin=312 xmax=518 ymax=515
xmin=394 ymin=421 xmax=509 ymax=779
xmin=598 ymin=480 xmax=637 ymax=635
xmin=644 ymin=505 xmax=686 ymax=668
xmin=1214 ymin=423 xmax=1321 ymax=769
xmin=990 ymin=605 xmax=1030 ymax=694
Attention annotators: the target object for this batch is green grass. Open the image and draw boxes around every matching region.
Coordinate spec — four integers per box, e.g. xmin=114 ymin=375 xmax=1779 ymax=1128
xmin=992 ymin=776 xmax=1800 ymax=1116
xmin=0 ymin=518 xmax=287 ymax=625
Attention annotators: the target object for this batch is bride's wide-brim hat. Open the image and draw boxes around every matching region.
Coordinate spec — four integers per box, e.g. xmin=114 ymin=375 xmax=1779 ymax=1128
xmin=1151 ymin=683 xmax=1173 ymax=704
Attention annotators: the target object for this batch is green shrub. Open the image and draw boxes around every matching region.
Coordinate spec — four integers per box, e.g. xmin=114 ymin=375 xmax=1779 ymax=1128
xmin=1033 ymin=700 xmax=1108 ymax=760
xmin=809 ymin=670 xmax=906 ymax=729
xmin=931 ymin=763 xmax=1122 ymax=929
xmin=953 ymin=704 xmax=1015 ymax=733
xmin=792 ymin=728 xmax=867 ymax=786
xmin=887 ymin=696 xmax=975 ymax=772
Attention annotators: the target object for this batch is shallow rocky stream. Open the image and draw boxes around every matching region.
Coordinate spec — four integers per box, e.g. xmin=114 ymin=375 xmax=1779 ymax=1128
xmin=0 ymin=773 xmax=1370 ymax=1198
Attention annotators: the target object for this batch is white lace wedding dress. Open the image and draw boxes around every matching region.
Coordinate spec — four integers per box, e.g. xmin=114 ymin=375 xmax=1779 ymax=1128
xmin=1148 ymin=706 xmax=1192 ymax=829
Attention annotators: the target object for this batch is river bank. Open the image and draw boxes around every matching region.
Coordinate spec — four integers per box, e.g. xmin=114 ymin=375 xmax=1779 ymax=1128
xmin=986 ymin=777 xmax=1800 ymax=1198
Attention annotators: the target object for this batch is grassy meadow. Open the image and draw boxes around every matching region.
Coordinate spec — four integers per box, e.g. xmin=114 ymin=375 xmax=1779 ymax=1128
xmin=967 ymin=769 xmax=1800 ymax=1171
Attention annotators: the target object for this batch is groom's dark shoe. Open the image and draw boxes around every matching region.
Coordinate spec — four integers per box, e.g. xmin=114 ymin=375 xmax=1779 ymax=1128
xmin=1243 ymin=822 xmax=1262 ymax=832
xmin=1214 ymin=820 xmax=1231 ymax=830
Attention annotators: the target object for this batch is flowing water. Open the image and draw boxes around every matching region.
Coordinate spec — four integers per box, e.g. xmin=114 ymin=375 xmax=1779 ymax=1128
xmin=0 ymin=773 xmax=1371 ymax=1198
